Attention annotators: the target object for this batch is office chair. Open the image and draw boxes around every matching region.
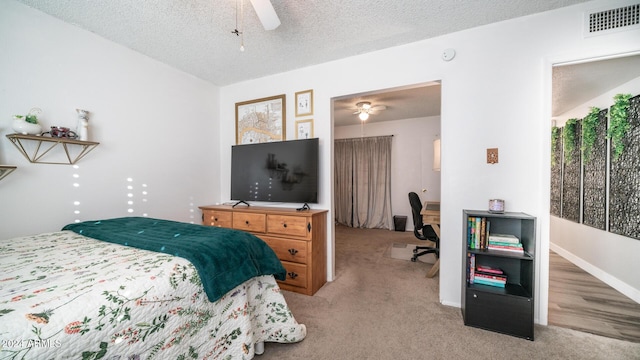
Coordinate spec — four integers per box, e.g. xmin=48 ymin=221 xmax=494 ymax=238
xmin=408 ymin=192 xmax=440 ymax=266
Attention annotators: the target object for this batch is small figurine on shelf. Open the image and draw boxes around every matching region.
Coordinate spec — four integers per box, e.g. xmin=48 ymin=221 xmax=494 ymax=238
xmin=12 ymin=107 xmax=42 ymax=135
xmin=76 ymin=109 xmax=90 ymax=141
xmin=44 ymin=126 xmax=77 ymax=139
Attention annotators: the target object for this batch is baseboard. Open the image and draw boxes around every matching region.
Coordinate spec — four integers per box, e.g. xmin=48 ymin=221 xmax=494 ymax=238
xmin=441 ymin=299 xmax=460 ymax=308
xmin=550 ymin=243 xmax=640 ymax=304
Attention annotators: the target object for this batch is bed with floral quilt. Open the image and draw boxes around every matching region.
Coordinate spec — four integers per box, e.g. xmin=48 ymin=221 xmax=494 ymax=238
xmin=0 ymin=217 xmax=306 ymax=359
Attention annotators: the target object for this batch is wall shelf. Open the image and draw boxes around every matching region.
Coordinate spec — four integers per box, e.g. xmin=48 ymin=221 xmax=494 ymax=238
xmin=6 ymin=134 xmax=100 ymax=165
xmin=0 ymin=165 xmax=17 ymax=181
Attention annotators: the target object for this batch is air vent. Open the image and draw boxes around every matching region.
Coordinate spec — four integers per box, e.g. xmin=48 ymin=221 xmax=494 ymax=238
xmin=585 ymin=3 xmax=640 ymax=36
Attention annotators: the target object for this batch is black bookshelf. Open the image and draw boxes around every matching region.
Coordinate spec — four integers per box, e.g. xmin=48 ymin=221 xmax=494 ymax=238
xmin=461 ymin=210 xmax=536 ymax=340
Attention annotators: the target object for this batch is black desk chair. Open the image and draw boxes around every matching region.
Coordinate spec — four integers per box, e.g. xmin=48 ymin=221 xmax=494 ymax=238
xmin=408 ymin=192 xmax=439 ymax=263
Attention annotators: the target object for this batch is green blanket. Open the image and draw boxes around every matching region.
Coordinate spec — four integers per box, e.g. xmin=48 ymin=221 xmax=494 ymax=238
xmin=62 ymin=217 xmax=286 ymax=302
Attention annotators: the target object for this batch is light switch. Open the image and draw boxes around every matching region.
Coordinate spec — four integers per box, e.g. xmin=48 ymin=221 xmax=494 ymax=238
xmin=487 ymin=148 xmax=499 ymax=164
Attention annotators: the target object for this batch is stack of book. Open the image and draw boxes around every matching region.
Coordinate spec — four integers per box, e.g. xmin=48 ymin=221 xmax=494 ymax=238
xmin=487 ymin=233 xmax=524 ymax=255
xmin=468 ymin=254 xmax=508 ymax=288
xmin=473 ymin=265 xmax=507 ymax=288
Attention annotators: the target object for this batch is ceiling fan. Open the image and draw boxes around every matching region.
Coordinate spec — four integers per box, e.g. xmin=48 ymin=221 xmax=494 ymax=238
xmin=233 ymin=0 xmax=280 ymax=51
xmin=353 ymin=101 xmax=387 ymax=121
xmin=250 ymin=0 xmax=281 ymax=30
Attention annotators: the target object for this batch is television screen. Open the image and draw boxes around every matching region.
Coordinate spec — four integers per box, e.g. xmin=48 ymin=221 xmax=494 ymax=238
xmin=231 ymin=138 xmax=319 ymax=204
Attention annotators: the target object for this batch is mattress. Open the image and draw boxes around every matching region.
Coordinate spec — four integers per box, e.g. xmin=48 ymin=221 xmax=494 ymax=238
xmin=0 ymin=227 xmax=306 ymax=359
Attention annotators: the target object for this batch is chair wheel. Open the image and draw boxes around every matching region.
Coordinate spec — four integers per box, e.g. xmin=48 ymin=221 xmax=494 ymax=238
xmin=411 ymin=257 xmax=417 ymax=262
xmin=413 ymin=249 xmax=418 ymax=254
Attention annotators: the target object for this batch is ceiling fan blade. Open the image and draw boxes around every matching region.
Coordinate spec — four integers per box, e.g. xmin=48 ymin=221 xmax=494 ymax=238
xmin=370 ymin=105 xmax=387 ymax=111
xmin=249 ymin=0 xmax=281 ymax=30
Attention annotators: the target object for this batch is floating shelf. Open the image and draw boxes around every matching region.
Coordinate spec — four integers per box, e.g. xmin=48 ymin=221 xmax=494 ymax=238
xmin=6 ymin=133 xmax=100 ymax=165
xmin=0 ymin=165 xmax=17 ymax=181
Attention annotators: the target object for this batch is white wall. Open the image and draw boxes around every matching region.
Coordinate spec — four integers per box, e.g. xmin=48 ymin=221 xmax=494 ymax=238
xmin=0 ymin=1 xmax=220 ymax=239
xmin=219 ymin=0 xmax=640 ymax=324
xmin=334 ymin=116 xmax=441 ymax=231
xmin=551 ymin=75 xmax=640 ymax=302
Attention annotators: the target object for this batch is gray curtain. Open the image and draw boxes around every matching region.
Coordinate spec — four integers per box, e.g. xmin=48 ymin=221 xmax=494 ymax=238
xmin=334 ymin=136 xmax=393 ymax=229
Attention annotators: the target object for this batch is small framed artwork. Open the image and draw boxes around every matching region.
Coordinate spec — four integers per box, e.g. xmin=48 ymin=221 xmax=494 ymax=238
xmin=236 ymin=94 xmax=286 ymax=144
xmin=295 ymin=119 xmax=314 ymax=139
xmin=295 ymin=89 xmax=313 ymax=117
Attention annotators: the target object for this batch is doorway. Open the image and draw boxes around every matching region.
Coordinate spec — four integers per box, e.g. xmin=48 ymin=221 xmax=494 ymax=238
xmin=548 ymin=53 xmax=640 ymax=342
xmin=331 ymin=82 xmax=442 ymax=276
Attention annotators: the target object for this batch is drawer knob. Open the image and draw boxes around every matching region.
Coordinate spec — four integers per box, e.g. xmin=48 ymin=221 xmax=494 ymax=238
xmin=473 ymin=294 xmax=477 ymax=298
xmin=214 ymin=217 xmax=218 ymax=221
xmin=283 ymin=223 xmax=287 ymax=228
xmin=245 ymin=220 xmax=249 ymax=225
xmin=288 ymin=248 xmax=298 ymax=256
xmin=287 ymin=271 xmax=298 ymax=279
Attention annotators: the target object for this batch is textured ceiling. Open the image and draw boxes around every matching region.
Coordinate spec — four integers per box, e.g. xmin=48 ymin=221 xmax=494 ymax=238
xmin=16 ymin=0 xmax=636 ymax=126
xmin=552 ymin=54 xmax=640 ymax=116
xmin=333 ymin=82 xmax=441 ymax=126
xmin=16 ymin=0 xmax=592 ymax=86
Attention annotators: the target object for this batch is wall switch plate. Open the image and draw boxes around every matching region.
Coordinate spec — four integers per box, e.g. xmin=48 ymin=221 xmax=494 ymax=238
xmin=487 ymin=148 xmax=499 ymax=164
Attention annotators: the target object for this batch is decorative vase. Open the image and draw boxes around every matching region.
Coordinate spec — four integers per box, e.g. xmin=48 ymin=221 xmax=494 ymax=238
xmin=12 ymin=116 xmax=42 ymax=135
xmin=76 ymin=109 xmax=90 ymax=141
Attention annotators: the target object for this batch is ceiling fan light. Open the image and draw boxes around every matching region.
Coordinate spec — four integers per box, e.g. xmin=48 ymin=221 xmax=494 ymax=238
xmin=250 ymin=0 xmax=281 ymax=30
xmin=359 ymin=112 xmax=369 ymax=121
xmin=356 ymin=101 xmax=371 ymax=110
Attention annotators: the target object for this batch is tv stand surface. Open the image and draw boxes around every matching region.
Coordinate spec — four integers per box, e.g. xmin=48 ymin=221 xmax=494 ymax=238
xmin=199 ymin=204 xmax=328 ymax=296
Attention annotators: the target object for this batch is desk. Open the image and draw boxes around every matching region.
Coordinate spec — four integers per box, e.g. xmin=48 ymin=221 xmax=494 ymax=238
xmin=420 ymin=202 xmax=440 ymax=278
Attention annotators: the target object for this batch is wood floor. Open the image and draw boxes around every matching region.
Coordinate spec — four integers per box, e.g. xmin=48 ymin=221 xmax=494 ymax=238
xmin=548 ymin=250 xmax=640 ymax=343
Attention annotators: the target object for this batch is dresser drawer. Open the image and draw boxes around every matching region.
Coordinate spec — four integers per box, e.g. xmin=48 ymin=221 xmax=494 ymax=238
xmin=261 ymin=235 xmax=308 ymax=264
xmin=202 ymin=210 xmax=232 ymax=228
xmin=267 ymin=214 xmax=309 ymax=239
xmin=279 ymin=261 xmax=307 ymax=289
xmin=233 ymin=212 xmax=266 ymax=233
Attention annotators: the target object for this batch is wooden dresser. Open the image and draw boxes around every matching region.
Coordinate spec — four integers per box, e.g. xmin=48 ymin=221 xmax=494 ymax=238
xmin=199 ymin=205 xmax=327 ymax=296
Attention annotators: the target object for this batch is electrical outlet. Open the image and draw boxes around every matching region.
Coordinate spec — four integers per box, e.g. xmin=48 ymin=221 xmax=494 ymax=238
xmin=487 ymin=148 xmax=499 ymax=164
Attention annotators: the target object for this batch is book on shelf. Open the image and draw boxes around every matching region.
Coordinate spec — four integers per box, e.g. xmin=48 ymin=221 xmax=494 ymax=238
xmin=480 ymin=217 xmax=487 ymax=249
xmin=473 ymin=276 xmax=506 ymax=288
xmin=475 ymin=217 xmax=481 ymax=249
xmin=488 ymin=240 xmax=523 ymax=247
xmin=487 ymin=244 xmax=524 ymax=255
xmin=476 ymin=265 xmax=504 ymax=275
xmin=488 ymin=233 xmax=520 ymax=244
xmin=474 ymin=272 xmax=507 ymax=283
xmin=468 ymin=253 xmax=476 ymax=284
xmin=467 ymin=216 xmax=491 ymax=250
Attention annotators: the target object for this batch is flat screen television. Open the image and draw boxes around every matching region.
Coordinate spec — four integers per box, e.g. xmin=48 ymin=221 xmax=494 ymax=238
xmin=231 ymin=138 xmax=319 ymax=205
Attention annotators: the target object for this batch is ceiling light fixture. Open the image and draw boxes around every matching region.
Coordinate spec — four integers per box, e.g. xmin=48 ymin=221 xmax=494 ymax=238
xmin=355 ymin=101 xmax=379 ymax=121
xmin=232 ymin=0 xmax=245 ymax=52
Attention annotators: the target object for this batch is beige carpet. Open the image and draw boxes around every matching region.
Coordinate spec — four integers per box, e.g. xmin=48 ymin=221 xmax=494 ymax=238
xmin=259 ymin=225 xmax=640 ymax=360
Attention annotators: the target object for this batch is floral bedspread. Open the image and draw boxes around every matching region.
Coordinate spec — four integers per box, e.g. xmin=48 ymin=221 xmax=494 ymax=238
xmin=0 ymin=231 xmax=306 ymax=359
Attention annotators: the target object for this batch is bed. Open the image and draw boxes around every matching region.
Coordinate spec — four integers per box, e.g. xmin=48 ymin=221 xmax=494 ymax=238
xmin=0 ymin=217 xmax=306 ymax=359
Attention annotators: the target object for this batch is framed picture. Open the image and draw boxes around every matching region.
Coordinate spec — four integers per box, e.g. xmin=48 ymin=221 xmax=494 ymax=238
xmin=295 ymin=89 xmax=313 ymax=117
xmin=295 ymin=119 xmax=314 ymax=139
xmin=236 ymin=94 xmax=286 ymax=144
